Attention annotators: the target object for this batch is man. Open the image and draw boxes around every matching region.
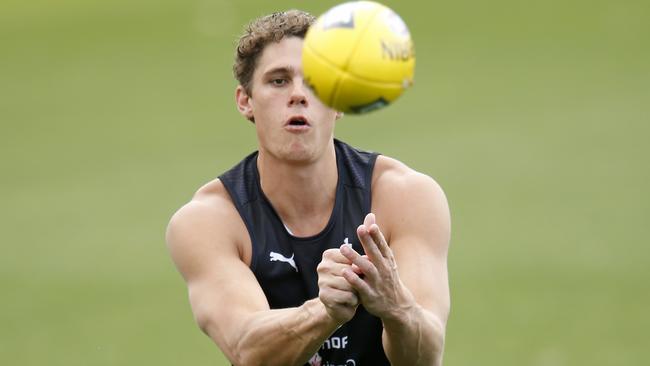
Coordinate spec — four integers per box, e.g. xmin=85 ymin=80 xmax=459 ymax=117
xmin=166 ymin=9 xmax=451 ymax=366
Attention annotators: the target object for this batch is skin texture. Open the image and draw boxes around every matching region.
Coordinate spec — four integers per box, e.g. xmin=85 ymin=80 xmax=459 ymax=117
xmin=167 ymin=36 xmax=450 ymax=366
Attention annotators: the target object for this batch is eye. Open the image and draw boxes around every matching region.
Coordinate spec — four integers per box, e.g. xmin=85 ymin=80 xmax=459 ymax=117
xmin=271 ymin=78 xmax=287 ymax=86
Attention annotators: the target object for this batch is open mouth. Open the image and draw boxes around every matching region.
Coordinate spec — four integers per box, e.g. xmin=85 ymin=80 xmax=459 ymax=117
xmin=286 ymin=116 xmax=309 ymax=129
xmin=287 ymin=116 xmax=309 ymax=127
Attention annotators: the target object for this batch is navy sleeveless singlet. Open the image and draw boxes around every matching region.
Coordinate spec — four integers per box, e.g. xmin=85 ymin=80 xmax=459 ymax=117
xmin=219 ymin=139 xmax=390 ymax=365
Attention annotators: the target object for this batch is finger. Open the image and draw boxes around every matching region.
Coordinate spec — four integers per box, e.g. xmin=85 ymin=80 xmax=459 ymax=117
xmin=318 ymin=262 xmax=357 ymax=287
xmin=356 ymin=224 xmax=384 ymax=265
xmin=340 ymin=243 xmax=378 ymax=279
xmin=330 ymin=262 xmax=356 ymax=277
xmin=330 ymin=247 xmax=368 ymax=278
xmin=322 ymin=248 xmax=353 ymax=265
xmin=320 ymin=276 xmax=356 ymax=292
xmin=351 ymin=265 xmax=363 ymax=277
xmin=364 ymin=212 xmax=376 ymax=229
xmin=319 ymin=263 xmax=358 ymax=284
xmin=369 ymin=223 xmax=392 ymax=260
xmin=320 ymin=287 xmax=359 ymax=307
xmin=342 ymin=268 xmax=372 ymax=297
xmin=350 ymin=255 xmax=367 ymax=275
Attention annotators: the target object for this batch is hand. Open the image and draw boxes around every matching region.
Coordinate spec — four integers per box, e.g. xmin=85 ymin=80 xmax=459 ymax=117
xmin=340 ymin=213 xmax=416 ymax=321
xmin=317 ymin=248 xmax=360 ymax=324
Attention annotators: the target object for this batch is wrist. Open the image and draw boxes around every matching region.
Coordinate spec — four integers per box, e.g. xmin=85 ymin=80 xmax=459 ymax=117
xmin=305 ymin=298 xmax=345 ymax=331
xmin=381 ymin=291 xmax=419 ymax=328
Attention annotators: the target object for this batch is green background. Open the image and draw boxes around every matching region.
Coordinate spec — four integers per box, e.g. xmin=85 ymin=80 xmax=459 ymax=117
xmin=2 ymin=0 xmax=648 ymax=364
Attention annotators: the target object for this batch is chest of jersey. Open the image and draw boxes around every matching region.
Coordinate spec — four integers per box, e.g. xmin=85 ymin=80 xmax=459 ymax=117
xmin=219 ymin=140 xmax=390 ymax=365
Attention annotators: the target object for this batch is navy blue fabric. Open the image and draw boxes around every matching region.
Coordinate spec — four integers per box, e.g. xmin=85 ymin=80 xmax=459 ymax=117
xmin=219 ymin=139 xmax=389 ymax=365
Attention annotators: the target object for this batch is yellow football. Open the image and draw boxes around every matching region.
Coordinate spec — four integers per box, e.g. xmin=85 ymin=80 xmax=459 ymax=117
xmin=302 ymin=1 xmax=415 ymax=114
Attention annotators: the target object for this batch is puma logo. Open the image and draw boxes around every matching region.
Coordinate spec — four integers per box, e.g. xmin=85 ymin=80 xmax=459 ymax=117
xmin=269 ymin=251 xmax=298 ymax=272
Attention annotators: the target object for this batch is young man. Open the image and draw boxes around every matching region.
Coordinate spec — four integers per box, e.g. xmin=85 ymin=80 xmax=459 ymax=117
xmin=167 ymin=10 xmax=451 ymax=366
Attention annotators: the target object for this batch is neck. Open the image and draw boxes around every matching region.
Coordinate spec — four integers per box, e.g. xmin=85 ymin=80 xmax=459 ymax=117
xmin=257 ymin=142 xmax=338 ymax=237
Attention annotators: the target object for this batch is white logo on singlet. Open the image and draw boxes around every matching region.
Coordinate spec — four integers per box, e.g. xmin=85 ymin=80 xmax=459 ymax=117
xmin=308 ymin=351 xmax=356 ymax=366
xmin=308 ymin=352 xmax=322 ymax=366
xmin=322 ymin=336 xmax=349 ymax=350
xmin=269 ymin=251 xmax=298 ymax=272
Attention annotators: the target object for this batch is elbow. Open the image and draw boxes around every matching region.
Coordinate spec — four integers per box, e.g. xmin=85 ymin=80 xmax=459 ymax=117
xmin=231 ymin=336 xmax=303 ymax=366
xmin=231 ymin=343 xmax=262 ymax=366
xmin=430 ymin=315 xmax=447 ymax=366
xmin=195 ymin=311 xmax=213 ymax=338
xmin=230 ymin=347 xmax=292 ymax=366
xmin=411 ymin=309 xmax=449 ymax=366
xmin=194 ymin=314 xmax=247 ymax=366
xmin=194 ymin=312 xmax=302 ymax=366
xmin=233 ymin=342 xmax=306 ymax=366
xmin=196 ymin=318 xmax=284 ymax=366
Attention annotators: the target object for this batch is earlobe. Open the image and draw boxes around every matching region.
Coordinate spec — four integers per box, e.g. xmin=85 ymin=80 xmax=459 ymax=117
xmin=235 ymin=85 xmax=254 ymax=121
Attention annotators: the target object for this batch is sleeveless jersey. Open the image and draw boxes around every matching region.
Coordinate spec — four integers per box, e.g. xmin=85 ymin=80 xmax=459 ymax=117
xmin=219 ymin=139 xmax=390 ymax=365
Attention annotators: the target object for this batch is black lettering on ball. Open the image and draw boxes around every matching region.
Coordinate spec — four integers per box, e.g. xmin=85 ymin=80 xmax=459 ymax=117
xmin=381 ymin=40 xmax=413 ymax=61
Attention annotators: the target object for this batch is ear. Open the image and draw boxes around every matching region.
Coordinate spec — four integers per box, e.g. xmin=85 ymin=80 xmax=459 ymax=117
xmin=235 ymin=85 xmax=255 ymax=122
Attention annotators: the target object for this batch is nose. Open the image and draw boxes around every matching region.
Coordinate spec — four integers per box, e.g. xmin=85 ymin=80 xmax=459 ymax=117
xmin=288 ymin=79 xmax=309 ymax=107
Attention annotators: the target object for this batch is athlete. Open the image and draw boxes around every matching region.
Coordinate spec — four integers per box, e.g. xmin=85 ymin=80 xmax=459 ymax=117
xmin=166 ymin=10 xmax=451 ymax=366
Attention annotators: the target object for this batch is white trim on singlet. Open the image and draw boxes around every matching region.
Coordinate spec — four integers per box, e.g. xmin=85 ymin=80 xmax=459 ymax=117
xmin=283 ymin=223 xmax=294 ymax=236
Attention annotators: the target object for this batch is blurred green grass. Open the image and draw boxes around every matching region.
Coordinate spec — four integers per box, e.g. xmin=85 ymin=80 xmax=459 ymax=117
xmin=1 ymin=0 xmax=648 ymax=365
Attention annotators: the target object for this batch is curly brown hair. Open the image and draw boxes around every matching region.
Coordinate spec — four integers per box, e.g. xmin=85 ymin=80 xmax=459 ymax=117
xmin=233 ymin=10 xmax=316 ymax=96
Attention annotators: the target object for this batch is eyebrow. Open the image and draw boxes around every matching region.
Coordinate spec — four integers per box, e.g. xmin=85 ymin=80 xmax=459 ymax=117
xmin=262 ymin=66 xmax=296 ymax=77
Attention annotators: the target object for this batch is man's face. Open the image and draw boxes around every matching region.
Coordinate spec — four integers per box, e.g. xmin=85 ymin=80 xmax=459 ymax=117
xmin=236 ymin=36 xmax=339 ymax=163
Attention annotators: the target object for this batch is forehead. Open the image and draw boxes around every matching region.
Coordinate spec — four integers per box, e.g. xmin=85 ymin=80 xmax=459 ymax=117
xmin=255 ymin=36 xmax=304 ymax=76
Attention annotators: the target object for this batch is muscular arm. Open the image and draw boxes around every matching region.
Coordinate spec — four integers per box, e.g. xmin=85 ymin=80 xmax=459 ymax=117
xmin=166 ymin=185 xmax=353 ymax=366
xmin=341 ymin=157 xmax=451 ymax=365
xmin=379 ymin=172 xmax=450 ymax=366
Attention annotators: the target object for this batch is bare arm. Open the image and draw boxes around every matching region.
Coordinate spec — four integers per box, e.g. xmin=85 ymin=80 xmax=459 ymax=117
xmin=379 ymin=171 xmax=450 ymax=366
xmin=340 ymin=159 xmax=451 ymax=365
xmin=166 ymin=186 xmax=357 ymax=366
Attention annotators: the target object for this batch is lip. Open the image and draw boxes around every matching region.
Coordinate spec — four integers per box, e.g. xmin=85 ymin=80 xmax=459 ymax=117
xmin=284 ymin=115 xmax=311 ymax=133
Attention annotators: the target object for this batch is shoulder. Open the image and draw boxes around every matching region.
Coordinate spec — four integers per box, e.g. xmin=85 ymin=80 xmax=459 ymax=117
xmin=372 ymin=155 xmax=447 ymax=204
xmin=168 ymin=179 xmax=238 ymax=236
xmin=371 ymin=155 xmax=450 ymax=243
xmin=166 ymin=178 xmax=250 ymax=274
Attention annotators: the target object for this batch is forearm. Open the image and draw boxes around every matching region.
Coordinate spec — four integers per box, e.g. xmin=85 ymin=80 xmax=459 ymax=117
xmin=206 ymin=298 xmax=340 ymax=366
xmin=381 ymin=304 xmax=446 ymax=366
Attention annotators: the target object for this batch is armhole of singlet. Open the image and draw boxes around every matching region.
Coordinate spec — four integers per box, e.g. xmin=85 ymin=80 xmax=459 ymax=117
xmin=218 ymin=177 xmax=260 ymax=272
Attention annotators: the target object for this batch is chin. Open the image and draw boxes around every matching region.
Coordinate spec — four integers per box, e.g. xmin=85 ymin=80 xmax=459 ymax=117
xmin=260 ymin=134 xmax=331 ymax=165
xmin=280 ymin=143 xmax=315 ymax=164
xmin=265 ymin=136 xmax=319 ymax=163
